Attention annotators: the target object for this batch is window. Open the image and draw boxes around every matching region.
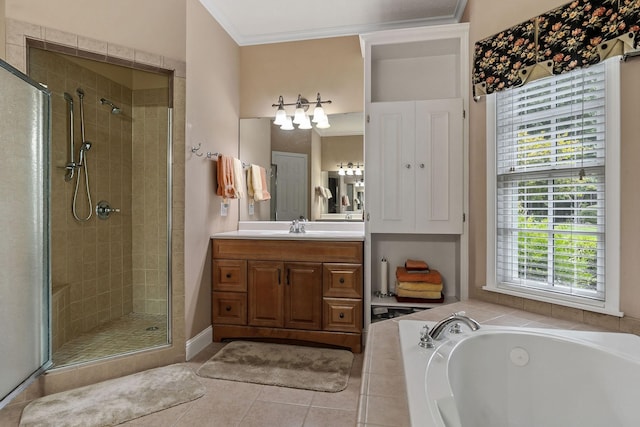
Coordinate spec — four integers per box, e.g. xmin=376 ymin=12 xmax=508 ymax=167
xmin=485 ymin=59 xmax=621 ymax=316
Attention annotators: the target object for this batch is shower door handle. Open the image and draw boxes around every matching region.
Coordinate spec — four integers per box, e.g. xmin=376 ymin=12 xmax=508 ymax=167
xmin=96 ymin=200 xmax=121 ymax=220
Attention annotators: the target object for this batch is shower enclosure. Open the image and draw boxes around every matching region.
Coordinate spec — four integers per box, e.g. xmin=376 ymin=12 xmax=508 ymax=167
xmin=28 ymin=46 xmax=172 ymax=368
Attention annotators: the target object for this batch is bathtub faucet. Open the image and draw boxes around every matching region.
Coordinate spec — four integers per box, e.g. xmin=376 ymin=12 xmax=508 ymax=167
xmin=428 ymin=311 xmax=480 ymax=341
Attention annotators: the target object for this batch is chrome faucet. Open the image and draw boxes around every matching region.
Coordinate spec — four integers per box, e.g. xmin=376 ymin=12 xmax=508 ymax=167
xmin=289 ymin=219 xmax=306 ymax=233
xmin=428 ymin=311 xmax=480 ymax=341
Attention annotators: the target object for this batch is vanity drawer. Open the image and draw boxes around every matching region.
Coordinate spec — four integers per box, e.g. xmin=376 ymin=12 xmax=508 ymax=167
xmin=323 ymin=298 xmax=362 ymax=333
xmin=213 ymin=260 xmax=247 ymax=292
xmin=323 ymin=263 xmax=362 ymax=298
xmin=212 ymin=292 xmax=247 ymax=325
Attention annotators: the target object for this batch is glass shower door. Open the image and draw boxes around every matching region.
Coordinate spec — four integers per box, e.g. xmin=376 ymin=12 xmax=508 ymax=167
xmin=0 ymin=59 xmax=51 ymax=409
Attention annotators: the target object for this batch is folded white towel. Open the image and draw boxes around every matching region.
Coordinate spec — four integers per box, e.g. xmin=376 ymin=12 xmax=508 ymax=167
xmin=324 ymin=187 xmax=333 ymax=199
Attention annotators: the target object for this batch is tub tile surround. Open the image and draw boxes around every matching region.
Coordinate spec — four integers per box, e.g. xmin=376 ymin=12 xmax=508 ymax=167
xmin=3 ymin=20 xmax=187 ymax=409
xmin=357 ymin=300 xmax=619 ymax=426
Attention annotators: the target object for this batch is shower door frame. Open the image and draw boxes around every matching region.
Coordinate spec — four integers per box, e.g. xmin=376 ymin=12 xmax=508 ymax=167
xmin=0 ymin=58 xmax=52 ymax=409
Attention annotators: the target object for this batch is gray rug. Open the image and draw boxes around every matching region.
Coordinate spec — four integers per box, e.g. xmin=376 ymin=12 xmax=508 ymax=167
xmin=197 ymin=341 xmax=353 ymax=392
xmin=19 ymin=364 xmax=205 ymax=427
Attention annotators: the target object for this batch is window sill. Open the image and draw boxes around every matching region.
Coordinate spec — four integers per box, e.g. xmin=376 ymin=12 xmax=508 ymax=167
xmin=482 ymin=285 xmax=624 ymax=318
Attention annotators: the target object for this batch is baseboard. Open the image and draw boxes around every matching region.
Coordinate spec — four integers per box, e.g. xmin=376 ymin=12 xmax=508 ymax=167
xmin=185 ymin=326 xmax=212 ymax=361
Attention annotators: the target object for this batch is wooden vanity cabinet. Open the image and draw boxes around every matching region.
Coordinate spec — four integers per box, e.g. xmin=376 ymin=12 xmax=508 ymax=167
xmin=212 ymin=239 xmax=363 ymax=352
xmin=247 ymin=261 xmax=323 ymax=330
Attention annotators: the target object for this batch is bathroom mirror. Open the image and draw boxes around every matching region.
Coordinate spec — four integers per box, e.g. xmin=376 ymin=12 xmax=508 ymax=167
xmin=239 ymin=112 xmax=364 ymax=222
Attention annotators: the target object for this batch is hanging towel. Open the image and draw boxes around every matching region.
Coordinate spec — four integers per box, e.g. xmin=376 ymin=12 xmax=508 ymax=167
xmin=341 ymin=195 xmax=350 ymax=207
xmin=324 ymin=187 xmax=333 ymax=199
xmin=232 ymin=157 xmax=245 ymax=199
xmin=260 ymin=166 xmax=271 ymax=201
xmin=216 ymin=154 xmax=236 ymax=199
xmin=248 ymin=164 xmax=263 ymax=201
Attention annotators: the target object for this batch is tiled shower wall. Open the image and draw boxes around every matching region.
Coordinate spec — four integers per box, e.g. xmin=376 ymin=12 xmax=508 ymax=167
xmin=29 ymin=48 xmax=134 ymax=344
xmin=132 ymin=88 xmax=169 ymax=315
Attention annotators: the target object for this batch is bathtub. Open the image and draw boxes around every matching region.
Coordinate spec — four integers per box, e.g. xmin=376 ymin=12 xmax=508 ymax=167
xmin=398 ymin=319 xmax=640 ymax=427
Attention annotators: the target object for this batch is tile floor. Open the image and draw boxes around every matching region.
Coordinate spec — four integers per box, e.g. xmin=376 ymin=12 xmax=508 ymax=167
xmin=0 ymin=342 xmax=363 ymax=427
xmin=53 ymin=313 xmax=168 ymax=367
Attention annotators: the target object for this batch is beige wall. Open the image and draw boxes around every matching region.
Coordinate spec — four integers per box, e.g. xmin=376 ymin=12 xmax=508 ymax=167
xmin=240 ymin=36 xmax=363 ymax=118
xmin=321 ymin=135 xmax=364 ymax=171
xmin=5 ymin=0 xmax=185 ymax=61
xmin=464 ymin=1 xmax=640 ymax=321
xmin=185 ymin=0 xmax=240 ymax=340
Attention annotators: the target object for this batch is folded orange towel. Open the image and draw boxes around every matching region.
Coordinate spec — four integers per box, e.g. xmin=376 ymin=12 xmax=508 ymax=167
xmin=396 ymin=267 xmax=442 ymax=283
xmin=405 ymin=259 xmax=429 ymax=271
xmin=396 ymin=281 xmax=443 ymax=292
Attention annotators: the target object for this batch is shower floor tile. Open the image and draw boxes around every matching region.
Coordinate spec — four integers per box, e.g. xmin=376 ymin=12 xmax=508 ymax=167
xmin=52 ymin=313 xmax=168 ymax=367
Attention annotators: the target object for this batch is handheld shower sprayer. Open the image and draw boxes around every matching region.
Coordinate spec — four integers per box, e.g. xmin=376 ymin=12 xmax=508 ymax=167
xmin=100 ymin=98 xmax=122 ymax=114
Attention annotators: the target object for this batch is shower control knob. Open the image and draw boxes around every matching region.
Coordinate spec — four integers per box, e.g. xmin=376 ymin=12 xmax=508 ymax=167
xmin=96 ymin=200 xmax=121 ymax=220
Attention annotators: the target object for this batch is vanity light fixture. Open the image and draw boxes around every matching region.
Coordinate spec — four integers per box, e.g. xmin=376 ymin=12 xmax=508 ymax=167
xmin=272 ymin=93 xmax=332 ymax=130
xmin=337 ymin=162 xmax=364 ymax=176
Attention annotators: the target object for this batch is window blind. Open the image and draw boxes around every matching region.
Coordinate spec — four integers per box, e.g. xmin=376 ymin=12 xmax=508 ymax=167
xmin=495 ymin=63 xmax=607 ymax=301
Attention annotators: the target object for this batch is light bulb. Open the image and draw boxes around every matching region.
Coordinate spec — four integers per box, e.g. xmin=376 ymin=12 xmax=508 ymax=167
xmin=316 ymin=116 xmax=330 ymax=129
xmin=312 ymin=104 xmax=325 ymax=123
xmin=298 ymin=115 xmax=312 ymax=129
xmin=274 ymin=108 xmax=287 ymax=125
xmin=338 ymin=164 xmax=345 ymax=176
xmin=293 ymin=107 xmax=305 ymax=124
xmin=355 ymin=167 xmax=362 ymax=176
xmin=346 ymin=167 xmax=354 ymax=176
xmin=280 ymin=116 xmax=294 ymax=130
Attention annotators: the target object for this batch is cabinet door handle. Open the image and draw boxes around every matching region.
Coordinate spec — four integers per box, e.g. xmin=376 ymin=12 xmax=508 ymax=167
xmin=286 ymin=268 xmax=290 ymax=285
xmin=225 ymin=306 xmax=231 ymax=312
xmin=339 ymin=312 xmax=345 ymax=319
xmin=339 ymin=277 xmax=345 ymax=284
xmin=278 ymin=268 xmax=281 ymax=285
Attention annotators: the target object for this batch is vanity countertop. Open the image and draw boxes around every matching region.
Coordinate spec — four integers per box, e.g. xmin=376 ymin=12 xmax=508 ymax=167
xmin=211 ymin=221 xmax=365 ymax=241
xmin=211 ymin=229 xmax=364 ymax=241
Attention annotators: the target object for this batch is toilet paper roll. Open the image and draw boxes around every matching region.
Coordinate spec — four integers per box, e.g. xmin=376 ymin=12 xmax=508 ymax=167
xmin=380 ymin=258 xmax=388 ymax=294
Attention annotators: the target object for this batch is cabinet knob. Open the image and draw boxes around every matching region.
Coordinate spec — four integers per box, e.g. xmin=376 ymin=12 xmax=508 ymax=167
xmin=339 ymin=277 xmax=345 ymax=284
xmin=405 ymin=163 xmax=411 ymax=169
xmin=225 ymin=306 xmax=231 ymax=312
xmin=225 ymin=273 xmax=232 ymax=279
xmin=339 ymin=312 xmax=345 ymax=319
xmin=419 ymin=163 xmax=425 ymax=168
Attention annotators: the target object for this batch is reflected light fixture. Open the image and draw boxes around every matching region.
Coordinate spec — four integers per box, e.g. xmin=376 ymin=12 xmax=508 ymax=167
xmin=338 ymin=163 xmax=346 ymax=176
xmin=337 ymin=162 xmax=364 ymax=177
xmin=272 ymin=93 xmax=332 ymax=130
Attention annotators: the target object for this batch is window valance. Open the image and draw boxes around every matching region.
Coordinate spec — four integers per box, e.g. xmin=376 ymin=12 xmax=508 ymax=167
xmin=473 ymin=0 xmax=640 ymax=97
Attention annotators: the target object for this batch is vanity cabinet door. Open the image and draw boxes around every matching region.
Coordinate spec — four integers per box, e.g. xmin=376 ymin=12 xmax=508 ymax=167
xmin=248 ymin=261 xmax=284 ymax=327
xmin=284 ymin=262 xmax=322 ymax=330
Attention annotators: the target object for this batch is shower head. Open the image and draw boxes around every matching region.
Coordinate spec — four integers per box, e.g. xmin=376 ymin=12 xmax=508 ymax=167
xmin=63 ymin=92 xmax=73 ymax=103
xmin=100 ymin=98 xmax=122 ymax=115
xmin=76 ymin=88 xmax=85 ymax=98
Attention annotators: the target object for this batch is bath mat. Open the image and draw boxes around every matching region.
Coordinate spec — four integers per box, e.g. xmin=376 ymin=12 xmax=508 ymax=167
xmin=19 ymin=364 xmax=204 ymax=427
xmin=197 ymin=341 xmax=353 ymax=392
